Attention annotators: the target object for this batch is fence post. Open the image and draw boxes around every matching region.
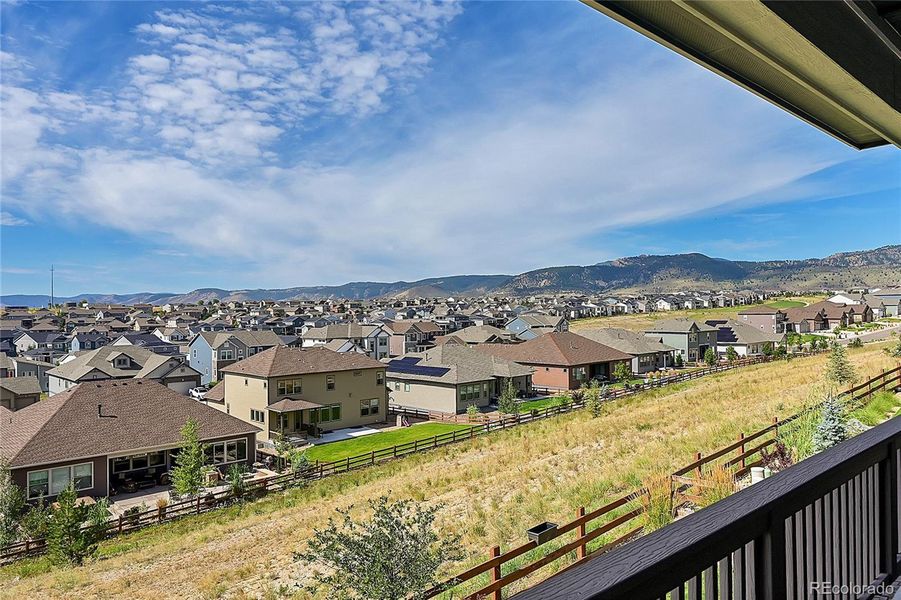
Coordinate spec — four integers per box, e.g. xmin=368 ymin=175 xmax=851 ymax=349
xmin=490 ymin=545 xmax=502 ymax=600
xmin=371 ymin=450 xmax=375 ymax=465
xmin=738 ymin=432 xmax=746 ymax=469
xmin=577 ymin=507 xmax=587 ymax=560
xmin=118 ymin=514 xmax=123 ymax=534
xmin=196 ymin=495 xmax=201 ymax=515
xmin=773 ymin=416 xmax=779 ymax=435
xmin=695 ymin=452 xmax=702 ymax=479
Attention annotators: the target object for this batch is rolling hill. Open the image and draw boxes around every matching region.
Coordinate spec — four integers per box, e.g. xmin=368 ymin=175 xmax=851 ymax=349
xmin=2 ymin=246 xmax=898 ymax=306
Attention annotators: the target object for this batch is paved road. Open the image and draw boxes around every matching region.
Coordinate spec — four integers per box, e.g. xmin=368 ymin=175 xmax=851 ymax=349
xmin=836 ymin=324 xmax=901 ymax=345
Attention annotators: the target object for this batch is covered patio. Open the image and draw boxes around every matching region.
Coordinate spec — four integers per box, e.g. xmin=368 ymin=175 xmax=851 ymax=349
xmin=267 ymin=397 xmax=325 ymax=442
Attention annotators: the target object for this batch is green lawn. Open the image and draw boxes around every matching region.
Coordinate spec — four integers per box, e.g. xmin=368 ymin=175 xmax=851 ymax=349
xmin=766 ymin=300 xmax=806 ymax=309
xmin=518 ymin=396 xmax=569 ymax=411
xmin=304 ymin=422 xmax=472 ymax=463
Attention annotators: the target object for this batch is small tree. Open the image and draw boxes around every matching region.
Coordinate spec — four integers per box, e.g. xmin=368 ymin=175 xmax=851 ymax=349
xmin=703 ymin=347 xmax=717 ymax=366
xmin=884 ymin=337 xmax=901 ymax=358
xmin=0 ymin=460 xmax=25 ymax=547
xmin=612 ymin=361 xmax=632 ymax=383
xmin=583 ymin=381 xmax=604 ymax=418
xmin=774 ymin=344 xmax=787 ymax=360
xmin=813 ymin=396 xmax=848 ymax=453
xmin=825 ymin=343 xmax=856 ymax=390
xmin=497 ymin=380 xmax=519 ymax=415
xmin=170 ymin=419 xmax=207 ymax=498
xmin=674 ymin=353 xmax=684 ymax=368
xmin=466 ymin=404 xmax=479 ymax=421
xmin=817 ymin=337 xmax=830 ymax=351
xmin=287 ymin=448 xmax=310 ymax=475
xmin=46 ymin=485 xmax=109 ymax=565
xmin=761 ymin=342 xmax=774 ymax=357
xmin=300 ymin=496 xmax=463 ymax=600
xmin=725 ymin=346 xmax=738 ymax=363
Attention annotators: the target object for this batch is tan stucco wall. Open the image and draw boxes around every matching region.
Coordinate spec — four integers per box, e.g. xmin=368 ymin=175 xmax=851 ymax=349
xmin=219 ymin=368 xmax=387 ymax=441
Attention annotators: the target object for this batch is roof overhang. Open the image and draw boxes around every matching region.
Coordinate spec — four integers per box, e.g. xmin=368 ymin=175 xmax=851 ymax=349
xmin=581 ymin=0 xmax=901 ymax=149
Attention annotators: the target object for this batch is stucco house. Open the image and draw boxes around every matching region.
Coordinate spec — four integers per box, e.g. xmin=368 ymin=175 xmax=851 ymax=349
xmin=387 ymin=344 xmax=532 ymax=414
xmin=577 ymin=328 xmax=676 ymax=374
xmin=643 ymin=319 xmax=719 ymax=363
xmin=475 ymin=331 xmax=632 ymax=391
xmin=209 ymin=346 xmax=388 ymax=444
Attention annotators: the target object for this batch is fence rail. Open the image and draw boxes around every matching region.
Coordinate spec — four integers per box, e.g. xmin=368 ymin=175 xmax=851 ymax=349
xmin=0 ymin=354 xmax=892 ymax=570
xmin=428 ymin=363 xmax=901 ymax=599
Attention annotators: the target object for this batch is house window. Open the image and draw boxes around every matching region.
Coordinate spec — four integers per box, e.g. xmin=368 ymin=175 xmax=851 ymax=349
xmin=27 ymin=462 xmax=93 ymax=499
xmin=250 ymin=409 xmax=265 ymax=423
xmin=404 ymin=383 xmax=410 ymax=392
xmin=244 ymin=378 xmax=248 ymax=386
xmin=204 ymin=439 xmax=247 ymax=466
xmin=360 ymin=398 xmax=380 ymax=416
xmin=376 ymin=372 xmax=384 ymax=385
xmin=192 ymin=349 xmax=197 ymax=358
xmin=220 ymin=349 xmax=234 ymax=360
xmin=277 ymin=379 xmax=302 ymax=395
xmin=394 ymin=381 xmax=400 ymax=391
xmin=573 ymin=367 xmax=587 ymax=382
xmin=314 ymin=403 xmax=342 ymax=423
xmin=327 ymin=375 xmax=336 ymax=391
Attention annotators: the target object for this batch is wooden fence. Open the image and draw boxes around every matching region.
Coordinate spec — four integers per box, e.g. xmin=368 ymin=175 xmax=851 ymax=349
xmin=427 ymin=363 xmax=901 ymax=599
xmin=0 ymin=350 xmax=871 ymax=568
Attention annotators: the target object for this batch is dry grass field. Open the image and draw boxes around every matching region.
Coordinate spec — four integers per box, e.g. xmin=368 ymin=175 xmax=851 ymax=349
xmin=570 ymin=296 xmax=825 ymax=332
xmin=1 ymin=341 xmax=894 ymax=600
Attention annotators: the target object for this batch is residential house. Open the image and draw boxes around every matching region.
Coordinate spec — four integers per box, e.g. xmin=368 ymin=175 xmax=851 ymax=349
xmin=13 ymin=331 xmax=67 ymax=356
xmin=0 ymin=376 xmax=42 ymax=410
xmin=737 ymin=306 xmax=788 ymax=333
xmin=188 ymin=330 xmax=285 ymax=384
xmin=301 ymin=323 xmax=390 ymax=359
xmin=9 ymin=357 xmax=53 ymax=392
xmin=870 ymin=287 xmax=901 ymax=317
xmin=706 ymin=319 xmax=786 ymax=357
xmin=47 ymin=346 xmax=201 ymax=395
xmin=504 ymin=314 xmax=569 ymax=341
xmin=110 ymin=333 xmax=181 ymax=356
xmin=1 ymin=380 xmax=257 ymax=501
xmin=383 ymin=321 xmax=443 ymax=356
xmin=68 ymin=332 xmax=110 ymax=352
xmin=475 ymin=331 xmax=632 ymax=391
xmin=434 ymin=325 xmax=516 ymax=347
xmin=210 ymin=346 xmax=388 ymax=443
xmin=578 ymin=328 xmax=676 ymax=374
xmin=644 ymin=319 xmax=719 ymax=363
xmin=387 ymin=344 xmax=532 ymax=414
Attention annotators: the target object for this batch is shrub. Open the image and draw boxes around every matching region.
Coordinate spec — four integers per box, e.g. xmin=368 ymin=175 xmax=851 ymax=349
xmin=20 ymin=499 xmax=51 ymax=541
xmin=696 ymin=466 xmax=736 ymax=508
xmin=674 ymin=354 xmax=684 ymax=368
xmin=761 ymin=440 xmax=793 ymax=472
xmin=884 ymin=337 xmax=901 ymax=358
xmin=642 ymin=473 xmax=674 ymax=532
xmin=813 ymin=396 xmax=848 ymax=453
xmin=779 ymin=410 xmax=818 ymax=462
xmin=583 ymin=381 xmax=606 ymax=418
xmin=466 ymin=404 xmax=479 ymax=421
xmin=612 ymin=361 xmax=632 ymax=383
xmin=704 ymin=347 xmax=717 ymax=366
xmin=299 ymin=496 xmax=463 ymax=600
xmin=227 ymin=464 xmax=247 ymax=498
xmin=762 ymin=342 xmax=774 ymax=357
xmin=848 ymin=337 xmax=863 ymax=348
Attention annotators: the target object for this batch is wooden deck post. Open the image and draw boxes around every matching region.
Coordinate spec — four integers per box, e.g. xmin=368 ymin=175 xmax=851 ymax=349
xmin=490 ymin=545 xmax=502 ymax=600
xmin=577 ymin=507 xmax=587 ymax=559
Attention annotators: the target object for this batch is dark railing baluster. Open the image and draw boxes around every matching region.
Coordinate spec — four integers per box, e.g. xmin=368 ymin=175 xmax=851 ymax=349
xmin=717 ymin=556 xmax=731 ymax=600
xmin=880 ymin=441 xmax=899 ymax=580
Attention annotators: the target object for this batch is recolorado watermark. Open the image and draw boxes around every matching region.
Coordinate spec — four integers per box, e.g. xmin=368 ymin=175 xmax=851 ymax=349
xmin=810 ymin=581 xmax=899 ymax=597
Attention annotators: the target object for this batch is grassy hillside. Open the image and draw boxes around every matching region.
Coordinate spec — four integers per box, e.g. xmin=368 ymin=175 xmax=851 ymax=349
xmin=570 ymin=296 xmax=824 ymax=332
xmin=1 ymin=342 xmax=894 ymax=599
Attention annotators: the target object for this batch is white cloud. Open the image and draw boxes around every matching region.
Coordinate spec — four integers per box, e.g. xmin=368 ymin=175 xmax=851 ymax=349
xmin=0 ymin=212 xmax=30 ymax=226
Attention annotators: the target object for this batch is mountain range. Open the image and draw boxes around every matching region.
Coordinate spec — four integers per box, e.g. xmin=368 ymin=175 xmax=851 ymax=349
xmin=3 ymin=245 xmax=899 ymax=307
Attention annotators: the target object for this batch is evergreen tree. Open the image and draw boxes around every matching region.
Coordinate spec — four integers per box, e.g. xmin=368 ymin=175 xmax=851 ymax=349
xmin=825 ymin=343 xmax=857 ymax=389
xmin=171 ymin=419 xmax=207 ymax=498
xmin=0 ymin=460 xmax=25 ymax=547
xmin=612 ymin=361 xmax=632 ymax=383
xmin=674 ymin=353 xmax=684 ymax=368
xmin=725 ymin=346 xmax=738 ymax=363
xmin=813 ymin=396 xmax=848 ymax=453
xmin=497 ymin=380 xmax=519 ymax=415
xmin=704 ymin=347 xmax=717 ymax=366
xmin=46 ymin=485 xmax=109 ymax=565
xmin=583 ymin=381 xmax=606 ymax=418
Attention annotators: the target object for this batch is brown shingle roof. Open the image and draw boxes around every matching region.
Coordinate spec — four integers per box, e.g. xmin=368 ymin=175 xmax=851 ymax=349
xmin=0 ymin=375 xmax=42 ymax=396
xmin=219 ymin=345 xmax=384 ymax=378
xmin=474 ymin=331 xmax=632 ymax=366
xmin=1 ymin=380 xmax=258 ymax=468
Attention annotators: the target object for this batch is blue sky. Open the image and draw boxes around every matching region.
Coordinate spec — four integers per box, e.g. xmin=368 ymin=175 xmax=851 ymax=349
xmin=1 ymin=1 xmax=898 ymax=296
